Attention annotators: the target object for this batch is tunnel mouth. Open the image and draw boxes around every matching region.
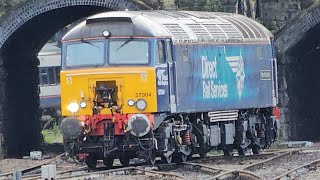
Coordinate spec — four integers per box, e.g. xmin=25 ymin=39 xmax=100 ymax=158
xmin=0 ymin=5 xmax=109 ymax=158
xmin=285 ymin=23 xmax=320 ymax=141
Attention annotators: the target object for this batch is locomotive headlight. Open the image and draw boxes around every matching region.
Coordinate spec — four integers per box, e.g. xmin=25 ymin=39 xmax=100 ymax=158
xmin=80 ymin=101 xmax=87 ymax=108
xmin=67 ymin=102 xmax=79 ymax=113
xmin=102 ymin=30 xmax=110 ymax=37
xmin=128 ymin=99 xmax=135 ymax=106
xmin=136 ymin=99 xmax=147 ymax=110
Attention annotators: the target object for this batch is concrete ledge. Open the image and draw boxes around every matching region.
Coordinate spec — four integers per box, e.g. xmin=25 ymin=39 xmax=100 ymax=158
xmin=278 ymin=141 xmax=313 ymax=148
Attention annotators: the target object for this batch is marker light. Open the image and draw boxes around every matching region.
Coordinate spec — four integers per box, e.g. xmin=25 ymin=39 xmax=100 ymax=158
xmin=128 ymin=99 xmax=135 ymax=106
xmin=80 ymin=101 xmax=87 ymax=108
xmin=67 ymin=102 xmax=79 ymax=113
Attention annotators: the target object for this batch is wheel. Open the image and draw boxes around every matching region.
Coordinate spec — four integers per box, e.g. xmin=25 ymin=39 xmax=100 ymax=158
xmin=172 ymin=152 xmax=189 ymax=162
xmin=120 ymin=157 xmax=130 ymax=167
xmin=85 ymin=155 xmax=97 ymax=169
xmin=103 ymin=156 xmax=114 ymax=169
xmin=199 ymin=151 xmax=207 ymax=158
xmin=148 ymin=149 xmax=156 ymax=165
xmin=252 ymin=145 xmax=261 ymax=154
xmin=237 ymin=147 xmax=247 ymax=156
xmin=161 ymin=154 xmax=173 ymax=164
xmin=223 ymin=146 xmax=234 ymax=156
xmin=181 ymin=154 xmax=188 ymax=162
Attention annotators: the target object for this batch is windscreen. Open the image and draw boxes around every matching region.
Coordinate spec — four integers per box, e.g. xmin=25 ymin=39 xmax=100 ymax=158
xmin=66 ymin=41 xmax=104 ymax=67
xmin=109 ymin=39 xmax=149 ymax=65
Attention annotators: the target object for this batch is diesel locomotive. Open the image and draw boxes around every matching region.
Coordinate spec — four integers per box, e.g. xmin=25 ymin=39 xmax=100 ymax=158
xmin=60 ymin=10 xmax=280 ymax=168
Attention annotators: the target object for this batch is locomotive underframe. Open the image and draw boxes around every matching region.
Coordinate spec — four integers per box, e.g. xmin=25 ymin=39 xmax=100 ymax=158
xmin=64 ymin=107 xmax=278 ymax=168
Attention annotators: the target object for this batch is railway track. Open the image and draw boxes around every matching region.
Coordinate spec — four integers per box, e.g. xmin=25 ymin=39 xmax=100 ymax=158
xmin=15 ymin=151 xmax=275 ymax=180
xmin=49 ymin=151 xmax=281 ymax=180
xmin=272 ymin=158 xmax=320 ymax=180
xmin=251 ymin=148 xmax=320 ymax=179
xmin=209 ymin=149 xmax=301 ymax=180
xmin=0 ymin=153 xmax=65 ymax=180
xmin=212 ymin=148 xmax=320 ymax=180
xmin=3 ymin=147 xmax=319 ymax=180
xmin=25 ymin=166 xmax=185 ymax=180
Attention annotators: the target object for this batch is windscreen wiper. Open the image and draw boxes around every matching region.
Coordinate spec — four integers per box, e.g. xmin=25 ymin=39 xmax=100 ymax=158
xmin=116 ymin=37 xmax=134 ymax=51
xmin=81 ymin=39 xmax=100 ymax=48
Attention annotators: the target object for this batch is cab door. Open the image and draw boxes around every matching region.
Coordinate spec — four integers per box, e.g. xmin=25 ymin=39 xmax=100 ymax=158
xmin=155 ymin=39 xmax=176 ymax=113
xmin=165 ymin=39 xmax=177 ymax=113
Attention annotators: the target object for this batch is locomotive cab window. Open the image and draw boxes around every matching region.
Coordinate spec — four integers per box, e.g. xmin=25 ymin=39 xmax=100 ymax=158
xmin=65 ymin=41 xmax=105 ymax=67
xmin=109 ymin=39 xmax=149 ymax=65
xmin=166 ymin=40 xmax=173 ymax=64
xmin=156 ymin=40 xmax=166 ymax=64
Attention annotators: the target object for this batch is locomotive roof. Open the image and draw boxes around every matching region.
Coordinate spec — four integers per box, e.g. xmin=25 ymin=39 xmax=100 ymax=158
xmin=63 ymin=10 xmax=273 ymax=43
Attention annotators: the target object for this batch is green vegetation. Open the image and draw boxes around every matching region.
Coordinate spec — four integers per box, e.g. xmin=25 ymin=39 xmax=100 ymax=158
xmin=175 ymin=0 xmax=223 ymax=11
xmin=41 ymin=120 xmax=63 ymax=144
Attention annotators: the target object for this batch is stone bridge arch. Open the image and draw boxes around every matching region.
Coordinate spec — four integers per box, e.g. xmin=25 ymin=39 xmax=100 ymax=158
xmin=0 ymin=0 xmax=150 ymax=157
xmin=275 ymin=2 xmax=320 ymax=55
xmin=275 ymin=3 xmax=320 ymax=140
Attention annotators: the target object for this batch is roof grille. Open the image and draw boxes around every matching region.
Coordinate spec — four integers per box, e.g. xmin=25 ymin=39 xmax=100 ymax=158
xmin=218 ymin=24 xmax=242 ymax=39
xmin=187 ymin=24 xmax=211 ymax=40
xmin=202 ymin=24 xmax=226 ymax=39
xmin=163 ymin=24 xmax=189 ymax=40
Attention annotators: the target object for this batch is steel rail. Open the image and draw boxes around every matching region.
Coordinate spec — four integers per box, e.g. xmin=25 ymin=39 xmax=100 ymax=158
xmin=55 ymin=166 xmax=185 ymax=180
xmin=243 ymin=149 xmax=299 ymax=170
xmin=210 ymin=169 xmax=263 ymax=180
xmin=272 ymin=158 xmax=320 ymax=180
xmin=182 ymin=162 xmax=231 ymax=173
xmin=210 ymin=149 xmax=300 ymax=180
xmin=22 ymin=166 xmax=88 ymax=180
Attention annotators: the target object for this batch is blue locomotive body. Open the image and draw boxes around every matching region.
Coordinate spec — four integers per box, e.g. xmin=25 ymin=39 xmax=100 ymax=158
xmin=156 ymin=42 xmax=276 ymax=113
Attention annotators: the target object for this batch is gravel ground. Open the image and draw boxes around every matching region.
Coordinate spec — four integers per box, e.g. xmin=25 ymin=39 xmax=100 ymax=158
xmin=0 ymin=159 xmax=42 ymax=174
xmin=300 ymin=168 xmax=320 ymax=180
xmin=170 ymin=166 xmax=217 ymax=180
xmin=250 ymin=150 xmax=320 ymax=179
xmin=105 ymin=175 xmax=150 ymax=180
xmin=199 ymin=156 xmax=270 ymax=170
xmin=0 ymin=156 xmax=84 ymax=175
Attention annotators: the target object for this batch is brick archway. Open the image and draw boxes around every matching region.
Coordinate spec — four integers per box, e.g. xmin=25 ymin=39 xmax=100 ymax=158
xmin=0 ymin=0 xmax=150 ymax=158
xmin=275 ymin=3 xmax=320 ymax=55
xmin=275 ymin=3 xmax=320 ymax=141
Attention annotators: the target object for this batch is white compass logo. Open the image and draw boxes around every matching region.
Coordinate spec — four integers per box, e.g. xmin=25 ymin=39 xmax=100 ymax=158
xmin=225 ymin=50 xmax=245 ymax=99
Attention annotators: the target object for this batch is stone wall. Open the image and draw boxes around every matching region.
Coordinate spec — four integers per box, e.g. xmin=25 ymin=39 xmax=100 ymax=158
xmin=163 ymin=0 xmax=317 ymax=34
xmin=260 ymin=0 xmax=301 ymax=33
